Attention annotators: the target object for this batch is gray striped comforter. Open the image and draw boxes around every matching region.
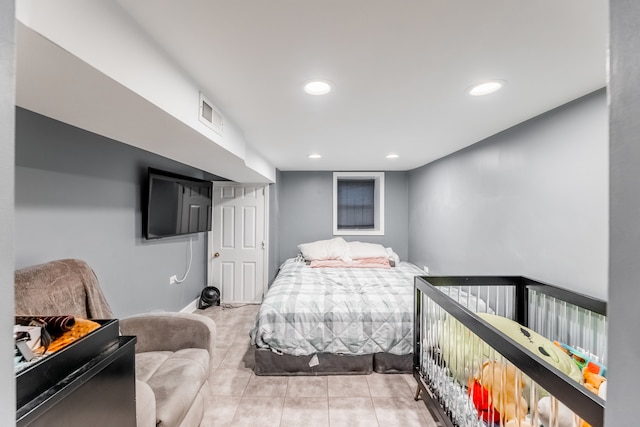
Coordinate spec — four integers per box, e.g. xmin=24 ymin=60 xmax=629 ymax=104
xmin=250 ymin=258 xmax=424 ymax=356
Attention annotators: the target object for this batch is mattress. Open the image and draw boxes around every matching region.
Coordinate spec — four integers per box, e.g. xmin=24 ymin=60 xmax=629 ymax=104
xmin=250 ymin=258 xmax=425 ymax=356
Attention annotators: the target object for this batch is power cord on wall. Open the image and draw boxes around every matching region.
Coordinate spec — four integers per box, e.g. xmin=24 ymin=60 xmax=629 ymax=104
xmin=220 ymin=303 xmax=256 ymax=310
xmin=175 ymin=236 xmax=193 ymax=284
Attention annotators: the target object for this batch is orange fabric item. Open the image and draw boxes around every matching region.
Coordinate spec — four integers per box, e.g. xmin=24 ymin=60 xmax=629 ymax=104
xmin=38 ymin=318 xmax=101 ymax=354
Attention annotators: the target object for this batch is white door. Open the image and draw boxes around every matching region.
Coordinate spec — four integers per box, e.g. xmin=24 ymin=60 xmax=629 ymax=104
xmin=209 ymin=184 xmax=267 ymax=303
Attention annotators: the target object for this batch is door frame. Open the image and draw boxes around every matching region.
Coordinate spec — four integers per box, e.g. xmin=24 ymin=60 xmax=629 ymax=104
xmin=207 ymin=182 xmax=269 ymax=302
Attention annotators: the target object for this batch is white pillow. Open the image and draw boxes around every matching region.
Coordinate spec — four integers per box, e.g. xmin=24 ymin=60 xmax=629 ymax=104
xmin=386 ymin=247 xmax=400 ymax=264
xmin=347 ymin=241 xmax=388 ymax=259
xmin=298 ymin=237 xmax=349 ymax=261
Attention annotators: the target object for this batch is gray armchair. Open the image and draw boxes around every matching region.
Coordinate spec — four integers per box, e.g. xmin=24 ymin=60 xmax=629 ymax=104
xmin=14 ymin=259 xmax=216 ymax=427
xmin=120 ymin=312 xmax=216 ymax=427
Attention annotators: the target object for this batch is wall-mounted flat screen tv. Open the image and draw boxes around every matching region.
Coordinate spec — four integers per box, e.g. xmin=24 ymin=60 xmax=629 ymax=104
xmin=144 ymin=168 xmax=213 ymax=240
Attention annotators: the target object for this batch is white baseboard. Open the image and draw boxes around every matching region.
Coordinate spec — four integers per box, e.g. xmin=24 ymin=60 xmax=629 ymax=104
xmin=221 ymin=301 xmax=261 ymax=305
xmin=180 ymin=298 xmax=199 ymax=313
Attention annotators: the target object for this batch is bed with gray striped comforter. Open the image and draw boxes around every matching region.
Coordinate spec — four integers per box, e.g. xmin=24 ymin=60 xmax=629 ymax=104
xmin=250 ymin=258 xmax=425 ymax=356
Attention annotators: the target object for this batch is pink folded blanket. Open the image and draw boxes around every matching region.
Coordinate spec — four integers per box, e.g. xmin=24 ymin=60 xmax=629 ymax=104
xmin=310 ymin=257 xmax=391 ymax=268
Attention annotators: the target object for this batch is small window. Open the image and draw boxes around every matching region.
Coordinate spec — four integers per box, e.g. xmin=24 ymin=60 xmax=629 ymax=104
xmin=333 ymin=172 xmax=384 ymax=236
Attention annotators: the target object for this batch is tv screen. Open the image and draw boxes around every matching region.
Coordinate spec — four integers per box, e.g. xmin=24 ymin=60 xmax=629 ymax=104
xmin=144 ymin=168 xmax=213 ymax=239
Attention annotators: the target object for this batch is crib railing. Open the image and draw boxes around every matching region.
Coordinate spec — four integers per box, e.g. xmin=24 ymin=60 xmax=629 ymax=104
xmin=524 ymin=279 xmax=607 ymax=367
xmin=414 ymin=276 xmax=606 ymax=427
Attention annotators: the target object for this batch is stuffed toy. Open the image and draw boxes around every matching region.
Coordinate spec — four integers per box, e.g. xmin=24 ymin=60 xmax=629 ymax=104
xmin=477 ymin=360 xmax=532 ymax=427
xmin=579 ymin=368 xmax=607 ymax=427
xmin=467 ymin=377 xmax=534 ymax=427
xmin=583 ymin=369 xmax=606 ymax=395
xmin=504 ymin=419 xmax=534 ymax=427
xmin=476 ymin=314 xmax=583 ymax=386
xmin=537 ymin=396 xmax=579 ymax=427
xmin=537 ymin=369 xmax=607 ymax=427
xmin=597 ymin=380 xmax=607 ymax=400
xmin=537 ymin=397 xmax=594 ymax=427
xmin=439 ymin=313 xmax=583 ymax=387
xmin=467 ymin=378 xmax=501 ymax=425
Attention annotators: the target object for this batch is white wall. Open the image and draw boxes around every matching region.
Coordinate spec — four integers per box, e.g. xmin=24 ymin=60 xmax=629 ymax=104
xmin=408 ymin=90 xmax=608 ymax=299
xmin=15 ymin=0 xmax=275 ymax=183
xmin=0 ymin=0 xmax=15 ymax=424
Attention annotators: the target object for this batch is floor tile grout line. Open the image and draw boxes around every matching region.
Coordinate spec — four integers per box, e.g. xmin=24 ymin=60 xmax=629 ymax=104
xmin=326 ymin=392 xmax=330 ymax=427
xmin=370 ymin=395 xmax=381 ymax=427
xmin=325 ymin=376 xmax=328 ymax=398
xmin=276 ymin=395 xmax=284 ymax=427
xmin=201 ymin=304 xmax=435 ymax=427
xmin=226 ymin=397 xmax=242 ymax=427
xmin=225 ymin=308 xmax=252 ymax=426
xmin=367 ymin=375 xmax=378 ymax=425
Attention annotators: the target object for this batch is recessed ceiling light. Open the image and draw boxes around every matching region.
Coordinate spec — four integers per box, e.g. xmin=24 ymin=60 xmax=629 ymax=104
xmin=308 ymin=153 xmax=322 ymax=159
xmin=386 ymin=154 xmax=399 ymax=159
xmin=304 ymin=80 xmax=332 ymax=95
xmin=468 ymin=80 xmax=505 ymax=96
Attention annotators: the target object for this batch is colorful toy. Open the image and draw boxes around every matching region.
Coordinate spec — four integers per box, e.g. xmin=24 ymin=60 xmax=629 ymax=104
xmin=597 ymin=380 xmax=607 ymax=399
xmin=477 ymin=361 xmax=532 ymax=426
xmin=537 ymin=366 xmax=607 ymax=427
xmin=468 ymin=378 xmax=501 ymax=425
xmin=583 ymin=369 xmax=606 ymax=395
xmin=553 ymin=341 xmax=607 ymax=377
xmin=504 ymin=419 xmax=534 ymax=427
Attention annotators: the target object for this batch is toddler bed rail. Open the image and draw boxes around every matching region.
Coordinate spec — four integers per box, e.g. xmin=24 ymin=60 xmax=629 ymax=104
xmin=414 ymin=276 xmax=606 ymax=427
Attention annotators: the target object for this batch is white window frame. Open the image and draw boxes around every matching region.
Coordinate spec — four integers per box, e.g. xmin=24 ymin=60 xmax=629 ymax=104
xmin=333 ymin=171 xmax=385 ymax=236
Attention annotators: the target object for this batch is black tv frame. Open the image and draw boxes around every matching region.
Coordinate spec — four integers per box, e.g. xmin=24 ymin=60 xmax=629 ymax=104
xmin=143 ymin=167 xmax=213 ymax=240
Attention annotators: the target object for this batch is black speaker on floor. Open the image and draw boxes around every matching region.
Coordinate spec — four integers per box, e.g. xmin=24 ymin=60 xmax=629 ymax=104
xmin=198 ymin=286 xmax=220 ymax=309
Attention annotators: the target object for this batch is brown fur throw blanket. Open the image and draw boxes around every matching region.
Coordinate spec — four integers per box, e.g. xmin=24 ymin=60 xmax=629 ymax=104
xmin=15 ymin=259 xmax=113 ymax=319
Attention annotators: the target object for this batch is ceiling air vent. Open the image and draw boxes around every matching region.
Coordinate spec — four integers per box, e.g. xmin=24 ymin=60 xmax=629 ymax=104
xmin=199 ymin=92 xmax=223 ymax=135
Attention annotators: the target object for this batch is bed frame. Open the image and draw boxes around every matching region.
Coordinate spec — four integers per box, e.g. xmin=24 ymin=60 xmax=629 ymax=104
xmin=254 ymin=348 xmax=412 ymax=376
xmin=252 ymin=257 xmax=422 ymax=376
xmin=414 ymin=276 xmax=607 ymax=427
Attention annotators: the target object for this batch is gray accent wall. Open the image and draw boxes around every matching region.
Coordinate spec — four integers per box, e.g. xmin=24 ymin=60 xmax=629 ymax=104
xmin=1 ymin=0 xmax=16 ymax=423
xmin=268 ymin=169 xmax=281 ymax=283
xmin=606 ymin=1 xmax=639 ymax=425
xmin=278 ymin=171 xmax=409 ymax=263
xmin=408 ymin=90 xmax=608 ymax=299
xmin=15 ymin=108 xmax=213 ymax=317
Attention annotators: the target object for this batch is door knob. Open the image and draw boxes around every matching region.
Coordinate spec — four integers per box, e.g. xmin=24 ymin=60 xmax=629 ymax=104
xmin=213 ymin=252 xmax=220 ymax=258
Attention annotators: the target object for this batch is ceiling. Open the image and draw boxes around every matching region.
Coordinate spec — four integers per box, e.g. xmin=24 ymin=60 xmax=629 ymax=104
xmin=16 ymin=1 xmax=607 ymax=176
xmin=113 ymin=0 xmax=607 ymax=172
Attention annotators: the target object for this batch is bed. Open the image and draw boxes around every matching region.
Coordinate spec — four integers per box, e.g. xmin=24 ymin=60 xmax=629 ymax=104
xmin=250 ymin=238 xmax=425 ymax=375
xmin=414 ymin=276 xmax=607 ymax=427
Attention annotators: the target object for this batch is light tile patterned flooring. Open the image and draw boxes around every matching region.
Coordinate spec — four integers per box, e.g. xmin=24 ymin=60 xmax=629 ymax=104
xmin=197 ymin=304 xmax=437 ymax=427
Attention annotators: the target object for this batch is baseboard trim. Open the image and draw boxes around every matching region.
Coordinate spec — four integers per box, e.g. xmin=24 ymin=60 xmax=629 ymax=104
xmin=180 ymin=298 xmax=199 ymax=313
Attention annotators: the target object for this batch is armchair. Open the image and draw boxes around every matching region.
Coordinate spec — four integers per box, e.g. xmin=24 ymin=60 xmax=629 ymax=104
xmin=14 ymin=259 xmax=216 ymax=427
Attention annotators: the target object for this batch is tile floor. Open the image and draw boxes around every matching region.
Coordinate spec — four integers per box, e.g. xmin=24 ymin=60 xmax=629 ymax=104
xmin=196 ymin=303 xmax=438 ymax=427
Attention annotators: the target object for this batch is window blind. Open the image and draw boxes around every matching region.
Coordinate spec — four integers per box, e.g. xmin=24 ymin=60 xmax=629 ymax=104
xmin=337 ymin=179 xmax=375 ymax=229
